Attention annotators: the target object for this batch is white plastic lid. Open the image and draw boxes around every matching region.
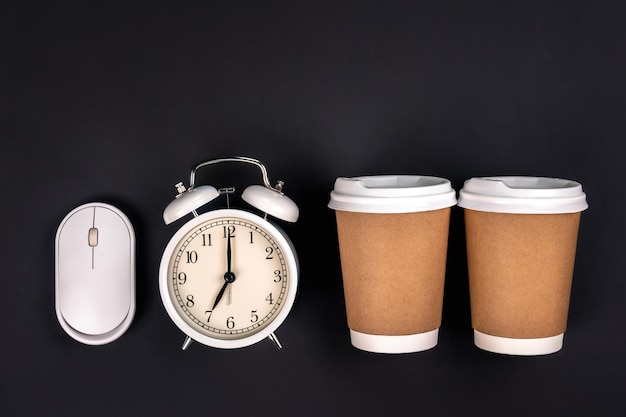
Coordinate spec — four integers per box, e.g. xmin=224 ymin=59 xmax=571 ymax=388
xmin=457 ymin=176 xmax=588 ymax=214
xmin=328 ymin=175 xmax=457 ymax=213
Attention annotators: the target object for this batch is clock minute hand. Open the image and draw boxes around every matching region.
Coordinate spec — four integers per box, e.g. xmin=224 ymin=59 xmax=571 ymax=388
xmin=226 ymin=231 xmax=233 ymax=304
xmin=226 ymin=230 xmax=232 ymax=274
xmin=211 ymin=233 xmax=236 ymax=311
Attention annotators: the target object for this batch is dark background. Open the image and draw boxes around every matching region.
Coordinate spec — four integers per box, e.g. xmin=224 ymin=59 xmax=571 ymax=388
xmin=2 ymin=1 xmax=625 ymax=416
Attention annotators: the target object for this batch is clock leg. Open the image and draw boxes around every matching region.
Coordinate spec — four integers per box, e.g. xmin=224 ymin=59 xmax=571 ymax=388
xmin=268 ymin=332 xmax=283 ymax=349
xmin=181 ymin=336 xmax=194 ymax=351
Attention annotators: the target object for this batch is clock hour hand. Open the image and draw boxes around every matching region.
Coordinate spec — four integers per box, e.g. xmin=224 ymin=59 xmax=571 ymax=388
xmin=211 ymin=280 xmax=230 ymax=311
xmin=206 ymin=280 xmax=228 ymax=324
xmin=209 ymin=271 xmax=236 ymax=313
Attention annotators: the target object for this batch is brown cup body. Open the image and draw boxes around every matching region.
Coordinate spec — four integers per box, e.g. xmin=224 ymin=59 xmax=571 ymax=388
xmin=464 ymin=210 xmax=581 ymax=339
xmin=335 ymin=208 xmax=451 ymax=336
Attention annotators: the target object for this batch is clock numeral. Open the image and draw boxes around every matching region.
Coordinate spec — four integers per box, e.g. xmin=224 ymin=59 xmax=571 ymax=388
xmin=186 ymin=251 xmax=198 ymax=264
xmin=249 ymin=231 xmax=254 ymax=244
xmin=202 ymin=233 xmax=212 ymax=246
xmin=177 ymin=272 xmax=187 ymax=285
xmin=250 ymin=310 xmax=259 ymax=323
xmin=226 ymin=316 xmax=235 ymax=329
xmin=273 ymin=270 xmax=282 ymax=283
xmin=205 ymin=310 xmax=213 ymax=323
xmin=223 ymin=225 xmax=236 ymax=238
xmin=266 ymin=293 xmax=274 ymax=305
xmin=186 ymin=295 xmax=195 ymax=307
xmin=265 ymin=247 xmax=274 ymax=259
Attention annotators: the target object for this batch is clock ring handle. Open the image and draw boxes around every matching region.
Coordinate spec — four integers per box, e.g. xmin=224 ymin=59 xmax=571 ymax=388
xmin=189 ymin=156 xmax=283 ymax=194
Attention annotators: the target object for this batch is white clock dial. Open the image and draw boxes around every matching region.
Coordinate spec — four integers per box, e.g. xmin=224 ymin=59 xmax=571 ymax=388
xmin=159 ymin=209 xmax=298 ymax=349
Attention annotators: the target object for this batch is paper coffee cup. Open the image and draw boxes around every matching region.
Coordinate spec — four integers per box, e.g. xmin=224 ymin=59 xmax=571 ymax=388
xmin=458 ymin=176 xmax=588 ymax=355
xmin=329 ymin=175 xmax=457 ymax=353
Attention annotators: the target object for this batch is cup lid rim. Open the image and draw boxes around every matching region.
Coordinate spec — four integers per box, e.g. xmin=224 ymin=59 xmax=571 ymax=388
xmin=457 ymin=176 xmax=588 ymax=214
xmin=328 ymin=175 xmax=457 ymax=213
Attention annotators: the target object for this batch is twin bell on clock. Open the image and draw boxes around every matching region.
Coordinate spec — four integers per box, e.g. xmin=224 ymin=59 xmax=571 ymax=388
xmin=159 ymin=156 xmax=300 ymax=351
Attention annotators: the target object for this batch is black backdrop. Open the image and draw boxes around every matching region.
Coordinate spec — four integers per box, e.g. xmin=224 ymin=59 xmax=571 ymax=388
xmin=2 ymin=1 xmax=625 ymax=416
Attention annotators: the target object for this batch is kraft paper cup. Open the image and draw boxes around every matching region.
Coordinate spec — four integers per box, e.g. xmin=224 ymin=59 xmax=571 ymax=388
xmin=328 ymin=175 xmax=457 ymax=353
xmin=458 ymin=176 xmax=588 ymax=355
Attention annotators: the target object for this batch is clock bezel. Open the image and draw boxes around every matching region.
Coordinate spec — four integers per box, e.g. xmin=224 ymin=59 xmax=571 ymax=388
xmin=159 ymin=208 xmax=299 ymax=349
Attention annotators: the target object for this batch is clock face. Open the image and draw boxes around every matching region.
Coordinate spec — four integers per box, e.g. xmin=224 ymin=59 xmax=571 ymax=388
xmin=159 ymin=209 xmax=297 ymax=348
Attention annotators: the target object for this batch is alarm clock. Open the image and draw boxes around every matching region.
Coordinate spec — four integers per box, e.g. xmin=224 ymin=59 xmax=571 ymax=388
xmin=158 ymin=157 xmax=299 ymax=350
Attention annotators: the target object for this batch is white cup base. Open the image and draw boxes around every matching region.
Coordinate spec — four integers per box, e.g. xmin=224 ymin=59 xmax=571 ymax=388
xmin=349 ymin=328 xmax=439 ymax=354
xmin=474 ymin=330 xmax=564 ymax=355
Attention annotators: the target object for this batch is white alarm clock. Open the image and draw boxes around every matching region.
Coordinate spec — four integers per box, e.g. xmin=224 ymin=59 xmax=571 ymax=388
xmin=158 ymin=157 xmax=299 ymax=350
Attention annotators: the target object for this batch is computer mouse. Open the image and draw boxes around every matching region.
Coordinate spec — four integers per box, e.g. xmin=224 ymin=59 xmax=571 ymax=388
xmin=55 ymin=202 xmax=135 ymax=345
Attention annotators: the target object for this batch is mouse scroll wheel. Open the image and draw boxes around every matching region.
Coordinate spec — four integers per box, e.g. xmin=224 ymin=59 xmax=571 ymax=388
xmin=88 ymin=227 xmax=99 ymax=247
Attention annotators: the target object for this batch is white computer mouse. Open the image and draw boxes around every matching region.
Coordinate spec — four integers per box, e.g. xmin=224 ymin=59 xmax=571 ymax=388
xmin=55 ymin=202 xmax=135 ymax=345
